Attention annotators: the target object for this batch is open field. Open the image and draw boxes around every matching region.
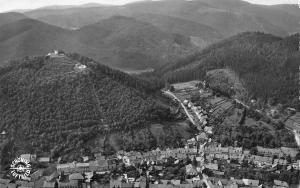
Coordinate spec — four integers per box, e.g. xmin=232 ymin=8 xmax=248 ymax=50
xmin=285 ymin=112 xmax=300 ymax=132
xmin=172 ymin=80 xmax=200 ymax=91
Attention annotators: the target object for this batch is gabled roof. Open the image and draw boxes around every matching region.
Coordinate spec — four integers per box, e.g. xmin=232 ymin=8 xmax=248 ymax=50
xmin=38 ymin=157 xmax=50 ymax=162
xmin=242 ymin=179 xmax=259 ymax=186
xmin=58 ymin=180 xmax=78 ymax=188
xmin=274 ymin=180 xmax=289 ymax=187
xmin=7 ymin=184 xmax=17 ymax=188
xmin=0 ymin=179 xmax=11 ymax=185
xmin=69 ymin=173 xmax=84 ymax=180
xmin=42 ymin=181 xmax=56 ymax=188
xmin=15 ymin=181 xmax=34 ymax=187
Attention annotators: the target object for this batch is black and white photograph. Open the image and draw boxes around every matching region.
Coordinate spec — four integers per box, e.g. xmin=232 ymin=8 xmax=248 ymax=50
xmin=0 ymin=0 xmax=299 ymax=187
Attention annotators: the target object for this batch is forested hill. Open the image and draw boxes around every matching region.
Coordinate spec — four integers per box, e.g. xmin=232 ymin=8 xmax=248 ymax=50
xmin=0 ymin=54 xmax=173 ymax=162
xmin=161 ymin=32 xmax=300 ymax=108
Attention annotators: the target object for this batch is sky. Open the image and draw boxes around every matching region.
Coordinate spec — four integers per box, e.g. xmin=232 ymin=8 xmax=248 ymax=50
xmin=0 ymin=0 xmax=297 ymax=13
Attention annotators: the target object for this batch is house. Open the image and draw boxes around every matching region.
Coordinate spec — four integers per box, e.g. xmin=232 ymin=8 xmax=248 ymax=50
xmin=196 ymin=133 xmax=207 ymax=141
xmin=176 ymin=154 xmax=186 ymax=160
xmin=15 ymin=181 xmax=34 ymax=188
xmin=58 ymin=180 xmax=79 ymax=188
xmin=231 ymin=179 xmax=244 ymax=186
xmin=38 ymin=157 xmax=51 ymax=163
xmin=76 ymin=163 xmax=90 ymax=172
xmin=90 ymin=160 xmax=109 ymax=172
xmin=31 ymin=169 xmax=44 ymax=181
xmin=57 ymin=162 xmax=90 ymax=173
xmin=160 ymin=180 xmax=169 ymax=185
xmin=82 ymin=157 xmax=89 ymax=162
xmin=57 ymin=163 xmax=76 ymax=173
xmin=75 ymin=64 xmax=87 ymax=71
xmin=204 ymin=127 xmax=213 ymax=134
xmin=170 ymin=180 xmax=180 ymax=185
xmin=95 ymin=153 xmax=106 ymax=161
xmin=280 ymin=147 xmax=299 ymax=158
xmin=83 ymin=172 xmax=93 ymax=183
xmin=273 ymin=180 xmax=289 ymax=188
xmin=7 ymin=183 xmax=17 ymax=188
xmin=273 ymin=159 xmax=287 ymax=166
xmin=177 ymin=184 xmax=193 ymax=188
xmin=270 ymin=109 xmax=279 ymax=117
xmin=0 ymin=179 xmax=11 ymax=185
xmin=0 ymin=131 xmax=7 ymax=140
xmin=292 ymin=160 xmax=300 ymax=170
xmin=20 ymin=154 xmax=36 ymax=162
xmin=242 ymin=179 xmax=259 ymax=187
xmin=205 ymin=163 xmax=218 ymax=171
xmin=215 ymin=153 xmax=229 ymax=160
xmin=69 ymin=173 xmax=84 ymax=181
xmin=243 ymin=150 xmax=250 ymax=156
xmin=154 ymin=166 xmax=163 ymax=171
xmin=256 ymin=146 xmax=282 ymax=157
xmin=216 ymin=179 xmax=237 ymax=188
xmin=228 ymin=147 xmax=243 ymax=154
xmin=251 ymin=155 xmax=272 ymax=166
xmin=121 ymin=183 xmax=134 ymax=188
xmin=183 ymin=100 xmax=189 ymax=105
xmin=109 ymin=179 xmax=122 ymax=188
xmin=187 ymin=138 xmax=196 ymax=146
xmin=46 ymin=50 xmax=65 ymax=58
xmin=91 ymin=182 xmax=109 ymax=188
xmin=46 ymin=171 xmax=60 ymax=182
xmin=286 ymin=108 xmax=296 ymax=115
xmin=213 ymin=171 xmax=225 ymax=176
xmin=42 ymin=181 xmax=57 ymax=188
xmin=218 ymin=147 xmax=229 ymax=153
xmin=185 ymin=165 xmax=198 ymax=176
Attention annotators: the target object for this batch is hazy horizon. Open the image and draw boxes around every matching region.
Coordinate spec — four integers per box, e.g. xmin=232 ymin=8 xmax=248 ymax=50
xmin=0 ymin=0 xmax=297 ymax=13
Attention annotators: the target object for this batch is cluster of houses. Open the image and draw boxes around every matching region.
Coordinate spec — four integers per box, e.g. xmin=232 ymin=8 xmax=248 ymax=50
xmin=46 ymin=50 xmax=65 ymax=58
xmin=113 ymin=144 xmax=300 ymax=173
xmin=0 ymin=142 xmax=298 ymax=188
xmin=0 ymin=173 xmax=292 ymax=188
xmin=203 ymin=145 xmax=300 ymax=169
xmin=20 ymin=154 xmax=50 ymax=164
xmin=110 ymin=176 xmax=267 ymax=188
xmin=0 ymin=179 xmax=34 ymax=188
xmin=182 ymin=99 xmax=209 ymax=132
xmin=74 ymin=63 xmax=87 ymax=72
xmin=56 ymin=154 xmax=116 ymax=174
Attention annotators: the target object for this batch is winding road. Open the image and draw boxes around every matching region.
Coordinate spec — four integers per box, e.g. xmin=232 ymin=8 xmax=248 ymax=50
xmin=163 ymin=90 xmax=196 ymax=125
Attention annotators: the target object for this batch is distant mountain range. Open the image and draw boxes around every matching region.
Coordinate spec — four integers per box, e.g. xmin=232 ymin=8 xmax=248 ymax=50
xmin=0 ymin=15 xmax=195 ymax=70
xmin=0 ymin=12 xmax=26 ymax=27
xmin=0 ymin=0 xmax=298 ymax=70
xmin=23 ymin=0 xmax=299 ymax=36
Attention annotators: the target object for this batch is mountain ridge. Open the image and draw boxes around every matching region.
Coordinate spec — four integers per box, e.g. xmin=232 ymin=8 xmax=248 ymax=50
xmin=0 ymin=54 xmax=180 ymax=162
xmin=160 ymin=32 xmax=300 ymax=108
xmin=23 ymin=0 xmax=299 ymax=37
xmin=0 ymin=16 xmax=195 ymax=70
